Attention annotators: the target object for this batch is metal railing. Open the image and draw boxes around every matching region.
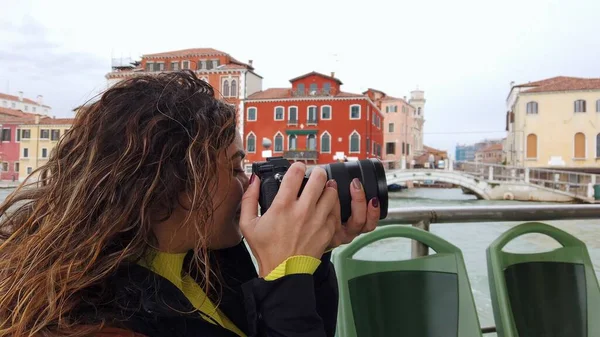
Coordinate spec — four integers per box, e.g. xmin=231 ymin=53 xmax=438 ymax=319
xmin=378 ymin=204 xmax=600 ymax=334
xmin=291 ymin=88 xmax=333 ymax=97
xmin=283 ymin=150 xmax=318 ymax=160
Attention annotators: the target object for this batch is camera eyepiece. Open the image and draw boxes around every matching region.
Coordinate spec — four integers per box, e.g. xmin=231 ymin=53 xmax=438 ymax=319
xmin=252 ymin=156 xmax=388 ymax=222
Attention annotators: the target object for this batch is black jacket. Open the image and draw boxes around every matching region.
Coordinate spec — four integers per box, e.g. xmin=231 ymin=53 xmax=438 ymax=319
xmin=79 ymin=241 xmax=339 ymax=337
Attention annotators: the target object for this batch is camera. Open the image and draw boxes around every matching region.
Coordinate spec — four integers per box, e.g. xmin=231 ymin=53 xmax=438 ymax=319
xmin=252 ymin=156 xmax=388 ymax=223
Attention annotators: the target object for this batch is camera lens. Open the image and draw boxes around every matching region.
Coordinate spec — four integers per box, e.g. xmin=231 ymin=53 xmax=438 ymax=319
xmin=319 ymin=159 xmax=388 ymax=222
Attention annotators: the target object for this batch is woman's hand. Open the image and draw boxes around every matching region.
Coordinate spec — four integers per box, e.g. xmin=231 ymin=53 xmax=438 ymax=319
xmin=240 ymin=162 xmax=339 ymax=278
xmin=327 ymin=178 xmax=380 ymax=250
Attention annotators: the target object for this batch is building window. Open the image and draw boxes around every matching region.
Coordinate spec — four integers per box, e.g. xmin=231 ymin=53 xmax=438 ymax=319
xmin=40 ymin=129 xmax=49 ymax=139
xmin=41 ymin=148 xmax=48 ymax=158
xmin=526 ymin=101 xmax=538 ymax=114
xmin=230 ymin=80 xmax=237 ymax=97
xmin=402 ymin=142 xmax=406 ymax=155
xmin=157 ymin=63 xmax=165 ymax=71
xmin=386 ymin=142 xmax=396 ymax=155
xmin=407 ymin=144 xmax=411 ymax=156
xmin=596 ymin=100 xmax=600 ymax=113
xmin=246 ymin=133 xmax=256 ymax=153
xmin=27 ymin=167 xmax=32 ymax=174
xmin=417 ymin=107 xmax=422 ymax=115
xmin=307 ymin=106 xmax=317 ymax=124
xmin=574 ymin=132 xmax=586 ymax=158
xmin=212 ymin=60 xmax=219 ymax=68
xmin=14 ymin=162 xmax=19 ymax=172
xmin=1 ymin=129 xmax=10 ymax=142
xmin=23 ymin=148 xmax=29 ymax=158
xmin=323 ymin=83 xmax=331 ymax=94
xmin=309 ymin=83 xmax=317 ymax=93
xmin=247 ymin=107 xmax=257 ymax=121
xmin=297 ymin=84 xmax=305 ymax=95
xmin=526 ymin=134 xmax=537 ymax=159
xmin=321 ymin=106 xmax=332 ymax=120
xmin=388 ymin=123 xmax=394 ymax=133
xmin=170 ymin=62 xmax=179 ymax=71
xmin=307 ymin=134 xmax=317 ymax=151
xmin=274 ymin=107 xmax=285 ymax=121
xmin=51 ymin=129 xmax=60 ymax=141
xmin=32 ymin=107 xmax=36 ymax=112
xmin=393 ymin=105 xmax=398 ymax=112
xmin=597 ymin=134 xmax=600 ymax=158
xmin=321 ymin=132 xmax=331 ymax=153
xmin=2 ymin=101 xmax=6 ymax=107
xmin=1 ymin=162 xmax=8 ymax=172
xmin=288 ymin=134 xmax=297 ymax=150
xmin=574 ymin=100 xmax=586 ymax=113
xmin=21 ymin=129 xmax=30 ymax=139
xmin=288 ymin=107 xmax=298 ymax=124
xmin=366 ymin=137 xmax=370 ymax=154
xmin=223 ymin=80 xmax=230 ymax=97
xmin=182 ymin=61 xmax=190 ymax=69
xmin=349 ymin=132 xmax=360 ymax=153
xmin=24 ymin=105 xmax=28 ymax=111
xmin=11 ymin=102 xmax=15 ymax=108
xmin=274 ymin=133 xmax=283 ymax=152
xmin=145 ymin=62 xmax=153 ymax=71
xmin=350 ymin=105 xmax=361 ymax=119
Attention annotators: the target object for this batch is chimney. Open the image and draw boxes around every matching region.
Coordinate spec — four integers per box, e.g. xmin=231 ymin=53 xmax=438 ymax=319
xmin=248 ymin=60 xmax=253 ymax=66
xmin=331 ymin=71 xmax=335 ymax=78
xmin=18 ymin=91 xmax=23 ymax=101
xmin=37 ymin=95 xmax=43 ymax=105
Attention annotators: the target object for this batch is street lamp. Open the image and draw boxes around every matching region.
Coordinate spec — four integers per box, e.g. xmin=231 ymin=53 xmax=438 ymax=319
xmin=262 ymin=138 xmax=272 ymax=159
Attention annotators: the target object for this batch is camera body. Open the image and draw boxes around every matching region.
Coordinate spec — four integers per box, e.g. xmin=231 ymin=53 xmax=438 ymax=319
xmin=252 ymin=156 xmax=388 ymax=223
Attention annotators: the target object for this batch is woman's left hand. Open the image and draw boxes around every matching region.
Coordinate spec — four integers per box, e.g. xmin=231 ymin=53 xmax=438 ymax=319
xmin=327 ymin=178 xmax=380 ymax=250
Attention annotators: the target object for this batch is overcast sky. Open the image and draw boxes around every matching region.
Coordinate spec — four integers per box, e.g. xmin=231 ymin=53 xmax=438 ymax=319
xmin=2 ymin=0 xmax=599 ymax=154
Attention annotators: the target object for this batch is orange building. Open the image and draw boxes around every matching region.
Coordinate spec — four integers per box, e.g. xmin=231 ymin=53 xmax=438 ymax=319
xmin=242 ymin=72 xmax=384 ymax=171
xmin=105 ymin=48 xmax=263 ymax=137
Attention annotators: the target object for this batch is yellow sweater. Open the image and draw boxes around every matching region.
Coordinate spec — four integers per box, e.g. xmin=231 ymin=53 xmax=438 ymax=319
xmin=140 ymin=250 xmax=321 ymax=337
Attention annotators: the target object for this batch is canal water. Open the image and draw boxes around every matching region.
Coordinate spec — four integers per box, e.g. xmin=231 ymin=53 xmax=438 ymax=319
xmin=0 ymin=187 xmax=597 ymax=333
xmin=357 ymin=187 xmax=600 ymax=332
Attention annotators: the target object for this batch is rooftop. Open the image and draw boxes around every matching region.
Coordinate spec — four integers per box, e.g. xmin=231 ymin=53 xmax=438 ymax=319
xmin=289 ymin=71 xmax=343 ymax=85
xmin=479 ymin=143 xmax=503 ymax=152
xmin=515 ymin=76 xmax=600 ymax=93
xmin=246 ymin=88 xmax=364 ymax=100
xmin=0 ymin=93 xmax=51 ymax=108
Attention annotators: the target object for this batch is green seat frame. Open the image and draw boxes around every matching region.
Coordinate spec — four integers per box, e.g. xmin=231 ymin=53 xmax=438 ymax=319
xmin=332 ymin=225 xmax=482 ymax=337
xmin=487 ymin=222 xmax=600 ymax=337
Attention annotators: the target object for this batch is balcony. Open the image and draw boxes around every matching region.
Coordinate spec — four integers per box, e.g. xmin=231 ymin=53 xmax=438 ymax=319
xmin=306 ymin=118 xmax=318 ymax=125
xmin=283 ymin=150 xmax=318 ymax=161
xmin=291 ymin=88 xmax=334 ymax=97
xmin=287 ymin=118 xmax=298 ymax=125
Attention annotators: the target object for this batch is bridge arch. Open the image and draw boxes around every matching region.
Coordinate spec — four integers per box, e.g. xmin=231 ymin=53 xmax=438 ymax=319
xmin=386 ymin=170 xmax=490 ymax=200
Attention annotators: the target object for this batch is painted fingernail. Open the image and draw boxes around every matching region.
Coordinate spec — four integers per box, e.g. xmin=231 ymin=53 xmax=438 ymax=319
xmin=249 ymin=174 xmax=255 ymax=185
xmin=326 ymin=179 xmax=337 ymax=189
xmin=352 ymin=178 xmax=362 ymax=190
xmin=371 ymin=197 xmax=379 ymax=208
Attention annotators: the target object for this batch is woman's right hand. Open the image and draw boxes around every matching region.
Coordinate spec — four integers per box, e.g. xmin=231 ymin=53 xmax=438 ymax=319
xmin=239 ymin=162 xmax=340 ymax=278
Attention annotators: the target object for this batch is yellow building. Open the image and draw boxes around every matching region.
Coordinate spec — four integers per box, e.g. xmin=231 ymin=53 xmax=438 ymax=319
xmin=505 ymin=76 xmax=600 ymax=170
xmin=18 ymin=116 xmax=74 ymax=181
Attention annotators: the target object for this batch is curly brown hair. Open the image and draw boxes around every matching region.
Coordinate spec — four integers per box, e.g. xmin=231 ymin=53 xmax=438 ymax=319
xmin=0 ymin=70 xmax=238 ymax=336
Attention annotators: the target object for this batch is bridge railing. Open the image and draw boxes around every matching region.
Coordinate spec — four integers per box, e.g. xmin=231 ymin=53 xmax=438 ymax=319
xmin=371 ymin=204 xmax=600 ymax=334
xmin=452 ymin=161 xmax=598 ymax=199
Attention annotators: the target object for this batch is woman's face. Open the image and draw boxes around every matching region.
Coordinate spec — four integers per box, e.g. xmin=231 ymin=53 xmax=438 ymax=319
xmin=207 ymin=132 xmax=249 ymax=249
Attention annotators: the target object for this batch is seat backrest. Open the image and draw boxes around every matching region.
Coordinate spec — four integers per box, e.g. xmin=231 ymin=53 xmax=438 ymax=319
xmin=486 ymin=222 xmax=600 ymax=337
xmin=332 ymin=225 xmax=482 ymax=337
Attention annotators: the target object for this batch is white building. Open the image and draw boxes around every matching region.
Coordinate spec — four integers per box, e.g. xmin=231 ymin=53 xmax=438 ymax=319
xmin=0 ymin=92 xmax=51 ymax=116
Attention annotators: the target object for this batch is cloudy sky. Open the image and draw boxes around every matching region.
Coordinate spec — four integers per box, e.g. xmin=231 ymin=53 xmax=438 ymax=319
xmin=1 ymin=0 xmax=599 ymax=154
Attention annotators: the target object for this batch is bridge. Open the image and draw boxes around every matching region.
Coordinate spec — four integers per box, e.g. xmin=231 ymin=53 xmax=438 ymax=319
xmin=384 ymin=161 xmax=600 ymax=203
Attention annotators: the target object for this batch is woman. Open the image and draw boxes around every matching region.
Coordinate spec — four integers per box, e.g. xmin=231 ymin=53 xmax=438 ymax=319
xmin=0 ymin=71 xmax=380 ymax=337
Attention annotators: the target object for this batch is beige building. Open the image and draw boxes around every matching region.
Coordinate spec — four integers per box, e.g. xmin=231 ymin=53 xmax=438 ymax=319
xmin=506 ymin=76 xmax=600 ymax=170
xmin=475 ymin=143 xmax=504 ymax=164
xmin=409 ymin=89 xmax=426 ymax=156
xmin=18 ymin=117 xmax=73 ymax=181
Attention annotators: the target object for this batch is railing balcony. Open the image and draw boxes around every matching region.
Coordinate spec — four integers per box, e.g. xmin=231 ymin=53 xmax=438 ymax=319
xmin=307 ymin=118 xmax=318 ymax=125
xmin=287 ymin=119 xmax=298 ymax=125
xmin=283 ymin=150 xmax=318 ymax=160
xmin=291 ymin=88 xmax=334 ymax=97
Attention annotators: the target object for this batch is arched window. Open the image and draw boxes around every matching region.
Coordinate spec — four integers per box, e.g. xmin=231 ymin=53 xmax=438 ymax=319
xmin=309 ymin=83 xmax=318 ymax=93
xmin=288 ymin=106 xmax=298 ymax=124
xmin=223 ymin=80 xmax=230 ymax=97
xmin=574 ymin=100 xmax=586 ymax=113
xmin=320 ymin=132 xmax=331 ymax=153
xmin=288 ymin=134 xmax=297 ymax=150
xmin=321 ymin=106 xmax=332 ymax=120
xmin=574 ymin=132 xmax=586 ymax=158
xmin=246 ymin=133 xmax=256 ymax=153
xmin=274 ymin=106 xmax=284 ymax=121
xmin=307 ymin=106 xmax=317 ymax=123
xmin=349 ymin=132 xmax=360 ymax=153
xmin=230 ymin=80 xmax=237 ymax=97
xmin=274 ymin=133 xmax=283 ymax=152
xmin=526 ymin=134 xmax=537 ymax=159
xmin=417 ymin=107 xmax=422 ymax=115
xmin=247 ymin=107 xmax=257 ymax=121
xmin=307 ymin=134 xmax=316 ymax=151
xmin=526 ymin=101 xmax=538 ymax=114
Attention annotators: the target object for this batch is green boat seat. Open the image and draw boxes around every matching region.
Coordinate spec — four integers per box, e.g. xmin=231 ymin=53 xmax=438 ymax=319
xmin=332 ymin=225 xmax=482 ymax=337
xmin=487 ymin=222 xmax=600 ymax=337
